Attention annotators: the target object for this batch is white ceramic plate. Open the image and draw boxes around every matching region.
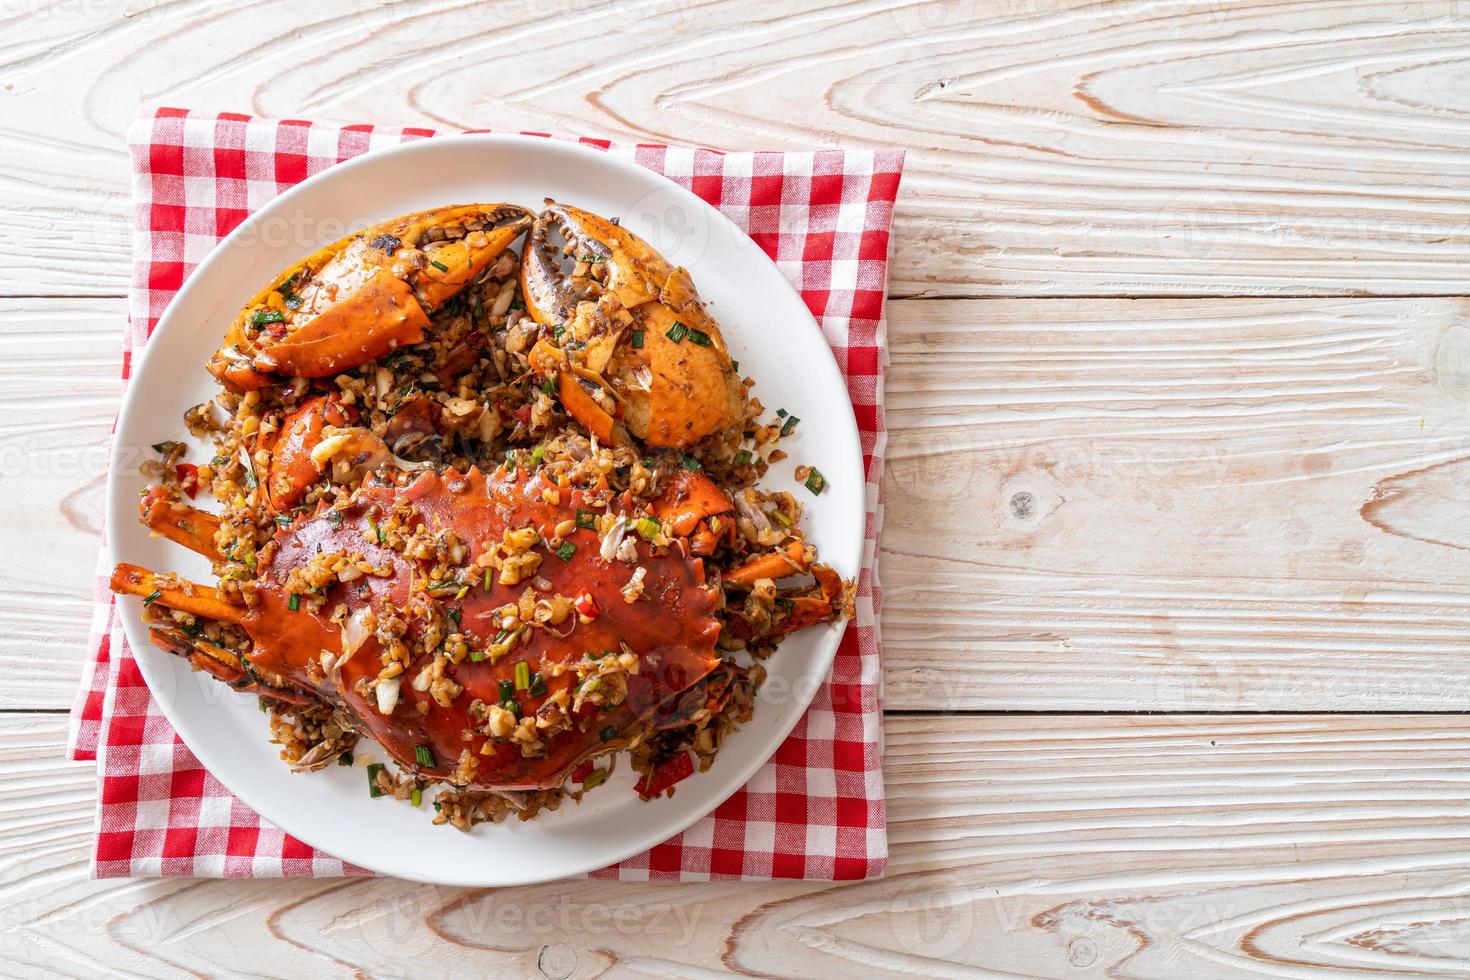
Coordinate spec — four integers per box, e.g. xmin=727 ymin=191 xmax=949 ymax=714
xmin=108 ymin=135 xmax=863 ymax=886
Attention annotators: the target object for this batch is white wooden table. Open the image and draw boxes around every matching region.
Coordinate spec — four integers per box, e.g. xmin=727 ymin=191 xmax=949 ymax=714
xmin=6 ymin=1 xmax=1470 ymax=975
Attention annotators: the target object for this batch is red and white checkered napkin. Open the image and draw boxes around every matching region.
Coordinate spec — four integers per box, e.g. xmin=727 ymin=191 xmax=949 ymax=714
xmin=68 ymin=107 xmax=901 ymax=880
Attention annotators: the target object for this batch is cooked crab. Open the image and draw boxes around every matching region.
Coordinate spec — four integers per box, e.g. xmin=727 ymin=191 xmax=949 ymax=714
xmin=520 ymin=202 xmax=745 ymax=448
xmin=209 ymin=204 xmax=532 ymax=392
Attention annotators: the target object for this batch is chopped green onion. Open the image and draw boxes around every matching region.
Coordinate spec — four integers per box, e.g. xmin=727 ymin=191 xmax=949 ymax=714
xmin=770 ymin=509 xmax=792 ymax=528
xmin=503 ymin=699 xmax=521 ymax=719
xmin=429 ymin=259 xmax=449 ymax=272
xmin=529 ymin=672 xmax=547 ymax=698
xmin=556 ymin=540 xmax=576 ymax=562
xmin=510 ymin=298 xmax=525 ymax=311
xmin=552 ymin=323 xmax=565 ymax=340
xmin=498 ymin=679 xmax=515 ymax=702
xmin=427 ymin=580 xmax=463 ymax=595
xmin=630 ymin=329 xmax=644 ymax=349
xmin=282 ymin=292 xmax=303 ymax=311
xmin=251 ymin=309 xmax=286 ymax=325
xmin=539 ymin=374 xmax=557 ymax=395
xmin=735 ymin=450 xmax=752 ymax=465
xmin=582 ymin=767 xmax=610 ymax=789
xmin=530 ymin=444 xmax=544 ymax=467
xmin=587 ymin=649 xmax=609 ymax=660
xmin=242 ymin=462 xmax=258 ymax=490
xmin=666 ymin=321 xmax=689 ymax=343
xmin=150 ymin=440 xmax=173 ymax=453
xmin=805 ymin=468 xmax=826 ymax=496
xmin=600 ymin=725 xmax=616 ymax=742
xmin=366 ymin=515 xmax=384 ymax=544
xmin=410 ymin=786 xmax=422 ymax=807
xmin=274 ymin=514 xmax=292 ymax=527
xmin=687 ymin=328 xmax=712 ymax=347
xmin=732 ymin=359 xmax=740 ymax=374
xmin=288 ymin=594 xmax=300 ymax=612
xmin=514 ymin=661 xmax=531 ymax=691
xmin=414 ymin=744 xmax=435 ymax=767
xmin=337 ymin=751 xmax=353 ymax=767
xmin=448 ymin=607 xmax=461 ymax=629
xmin=142 ymin=589 xmax=162 ymax=606
xmin=483 ymin=566 xmax=493 ymax=591
xmin=241 ymin=551 xmax=257 ymax=571
xmin=635 ymin=517 xmax=661 ymax=541
xmin=780 ymin=415 xmax=800 ymax=437
xmin=211 ymin=454 xmax=229 ymax=466
xmin=575 ymin=509 xmax=597 ymax=530
xmin=776 ymin=408 xmax=788 ymax=419
xmin=494 ymin=628 xmax=511 ymax=645
xmin=470 ymin=648 xmax=486 ymax=662
xmin=366 ymin=763 xmax=386 ymax=798
xmin=681 ymin=454 xmax=701 ymax=472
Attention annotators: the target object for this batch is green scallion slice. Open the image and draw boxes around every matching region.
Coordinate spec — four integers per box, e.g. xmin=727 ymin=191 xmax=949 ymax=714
xmin=780 ymin=415 xmax=800 ymax=437
xmin=510 ymin=298 xmax=525 ymax=311
xmin=805 ymin=468 xmax=826 ymax=496
xmin=735 ymin=450 xmax=752 ymax=465
xmin=251 ymin=309 xmax=286 ymax=325
xmin=666 ymin=321 xmax=689 ymax=343
xmin=142 ymin=589 xmax=162 ymax=606
xmin=414 ymin=744 xmax=434 ymax=767
xmin=581 ymin=767 xmax=610 ymax=789
xmin=470 ymin=649 xmax=486 ymax=662
xmin=337 ymin=751 xmax=353 ymax=767
xmin=556 ymin=540 xmax=576 ymax=562
xmin=687 ymin=328 xmax=712 ymax=347
xmin=529 ymin=672 xmax=547 ymax=698
xmin=575 ymin=509 xmax=597 ymax=530
xmin=635 ymin=517 xmax=661 ymax=541
xmin=288 ymin=594 xmax=300 ymax=612
xmin=530 ymin=444 xmax=544 ymax=467
xmin=429 ymin=259 xmax=450 ymax=272
xmin=732 ymin=359 xmax=740 ymax=373
xmin=483 ymin=566 xmax=493 ymax=591
xmin=410 ymin=786 xmax=422 ymax=807
xmin=681 ymin=455 xmax=701 ymax=472
xmin=366 ymin=763 xmax=386 ymax=798
xmin=600 ymin=725 xmax=616 ymax=742
xmin=274 ymin=514 xmax=291 ymax=527
xmin=540 ymin=374 xmax=557 ymax=395
xmin=630 ymin=329 xmax=644 ymax=349
xmin=366 ymin=515 xmax=384 ymax=544
xmin=514 ymin=661 xmax=531 ymax=691
xmin=498 ymin=679 xmax=515 ymax=702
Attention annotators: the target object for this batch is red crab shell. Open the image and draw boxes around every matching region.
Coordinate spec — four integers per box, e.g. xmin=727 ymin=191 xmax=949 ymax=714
xmin=246 ymin=466 xmax=721 ymax=790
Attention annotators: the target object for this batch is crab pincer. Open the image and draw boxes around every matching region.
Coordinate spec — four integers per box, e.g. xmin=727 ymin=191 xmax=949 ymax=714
xmin=209 ymin=204 xmax=533 ymax=392
xmin=519 ymin=202 xmax=746 ymax=449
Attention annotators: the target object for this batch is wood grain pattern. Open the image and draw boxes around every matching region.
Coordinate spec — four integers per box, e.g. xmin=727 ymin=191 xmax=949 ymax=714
xmin=13 ymin=712 xmax=1470 ymax=978
xmin=5 ymin=0 xmax=1470 ymax=297
xmin=14 ymin=296 xmax=1468 ymax=711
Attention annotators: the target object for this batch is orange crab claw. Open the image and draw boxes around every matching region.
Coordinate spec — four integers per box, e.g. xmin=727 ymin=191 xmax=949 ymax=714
xmin=260 ymin=394 xmax=351 ymax=513
xmin=520 ymin=201 xmax=744 ymax=448
xmin=210 ymin=204 xmax=533 ymax=392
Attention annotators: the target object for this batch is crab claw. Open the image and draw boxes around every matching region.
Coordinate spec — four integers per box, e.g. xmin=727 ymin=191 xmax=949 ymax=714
xmin=210 ymin=204 xmax=533 ymax=392
xmin=520 ymin=202 xmax=745 ymax=448
xmin=139 ymin=485 xmax=222 ymax=559
xmin=259 ymin=394 xmax=352 ymax=513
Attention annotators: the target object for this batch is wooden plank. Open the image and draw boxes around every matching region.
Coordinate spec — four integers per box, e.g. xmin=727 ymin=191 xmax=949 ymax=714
xmin=11 ymin=295 xmax=1470 ymax=711
xmin=883 ymin=296 xmax=1470 ymax=710
xmin=12 ymin=711 xmax=1470 ymax=977
xmin=4 ymin=1 xmax=1470 ymax=298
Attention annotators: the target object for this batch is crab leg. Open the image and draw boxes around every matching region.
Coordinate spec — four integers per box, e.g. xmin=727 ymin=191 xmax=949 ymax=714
xmin=149 ymin=626 xmax=317 ymax=707
xmin=139 ymin=487 xmax=222 ymax=559
xmin=723 ymin=540 xmax=810 ymax=588
xmin=110 ymin=563 xmax=245 ymax=625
